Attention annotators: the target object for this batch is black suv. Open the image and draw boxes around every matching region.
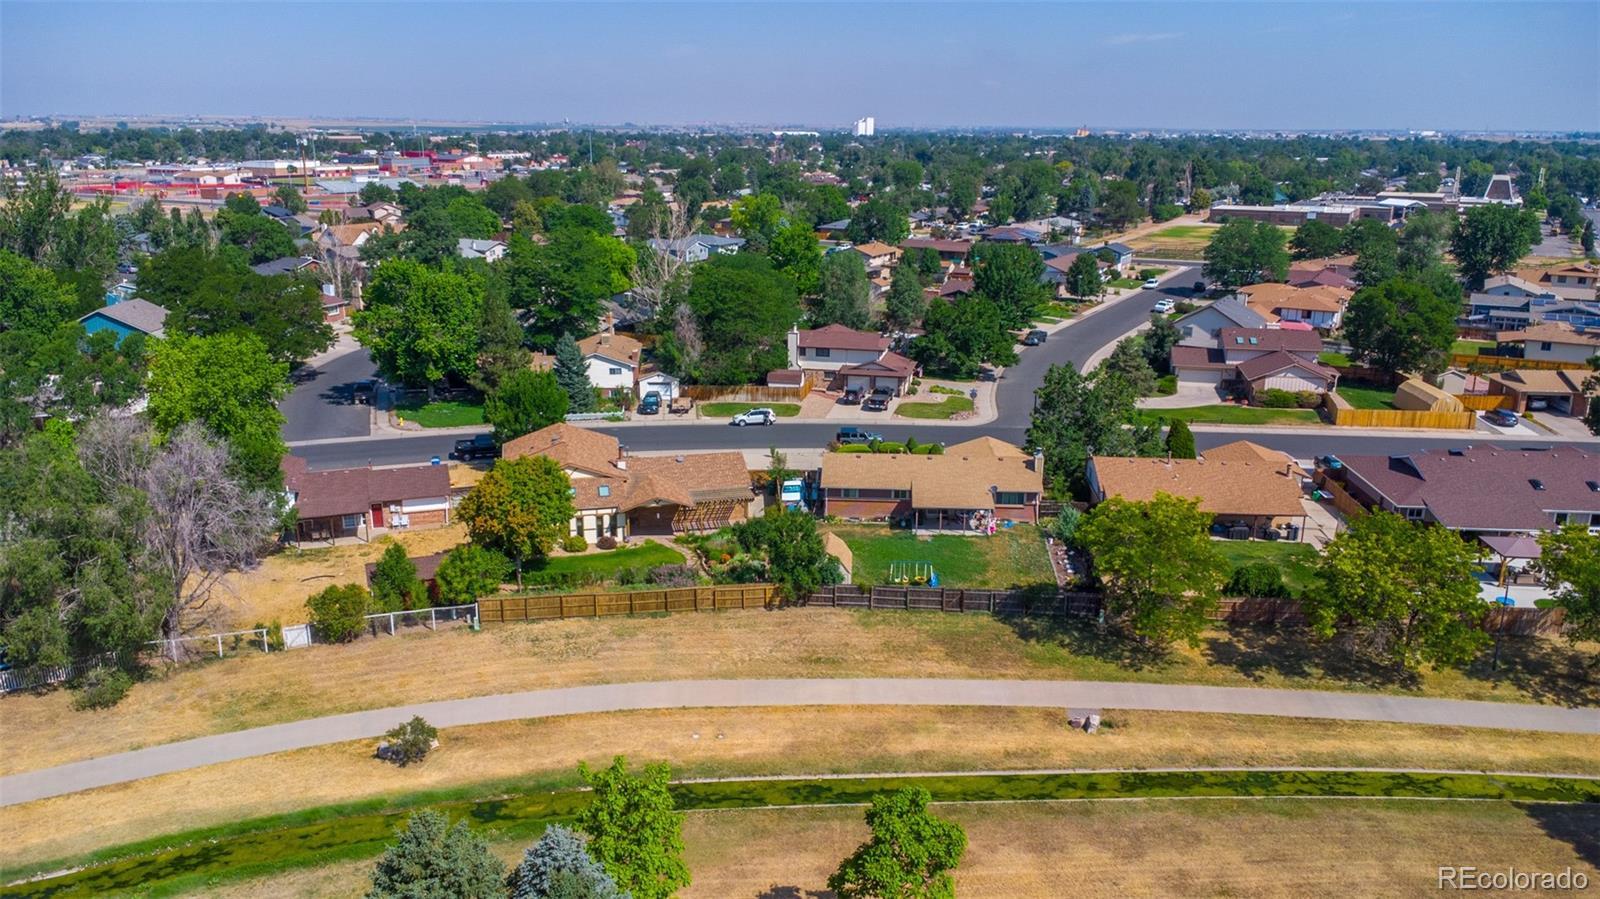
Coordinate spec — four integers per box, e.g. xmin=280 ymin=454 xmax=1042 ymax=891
xmin=1022 ymin=329 xmax=1048 ymax=346
xmin=452 ymin=434 xmax=500 ymax=461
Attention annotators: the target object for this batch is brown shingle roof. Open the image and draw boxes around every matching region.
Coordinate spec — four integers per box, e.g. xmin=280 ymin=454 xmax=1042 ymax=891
xmin=1339 ymin=447 xmax=1600 ymax=531
xmin=1089 ymin=455 xmax=1305 ymax=518
xmin=851 ymin=241 xmax=902 ymax=259
xmin=287 ymin=464 xmax=452 ymax=519
xmin=1496 ymin=322 xmax=1600 ymax=348
xmin=1219 ymin=327 xmax=1323 ymax=354
xmin=578 ymin=331 xmax=644 ymax=366
xmin=839 ymin=351 xmax=915 ymax=379
xmin=1234 ymin=350 xmax=1338 ymax=382
xmin=1487 ymin=369 xmax=1591 ymax=393
xmin=901 ymin=237 xmax=973 ymax=255
xmin=796 ymin=323 xmax=890 ymax=352
xmin=1237 ymin=282 xmax=1351 ymax=314
xmin=821 ymin=437 xmax=1043 ymax=509
xmin=501 ymin=423 xmax=622 ymax=476
xmin=626 ymin=452 xmax=753 ymax=505
xmin=1200 ymin=440 xmax=1307 ymax=478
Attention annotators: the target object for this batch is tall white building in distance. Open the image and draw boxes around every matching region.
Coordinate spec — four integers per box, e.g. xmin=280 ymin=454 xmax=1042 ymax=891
xmin=853 ymin=116 xmax=875 ymax=137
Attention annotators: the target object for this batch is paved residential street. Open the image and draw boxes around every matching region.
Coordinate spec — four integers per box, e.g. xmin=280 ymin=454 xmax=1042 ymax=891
xmin=3 ymin=676 xmax=1595 ymax=806
xmin=280 ymin=337 xmax=378 ymax=443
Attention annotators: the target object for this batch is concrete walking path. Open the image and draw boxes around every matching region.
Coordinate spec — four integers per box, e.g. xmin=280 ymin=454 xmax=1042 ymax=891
xmin=3 ymin=678 xmax=1596 ymax=807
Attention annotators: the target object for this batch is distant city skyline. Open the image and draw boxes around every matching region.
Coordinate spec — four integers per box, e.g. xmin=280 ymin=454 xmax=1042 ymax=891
xmin=3 ymin=1 xmax=1597 ymax=133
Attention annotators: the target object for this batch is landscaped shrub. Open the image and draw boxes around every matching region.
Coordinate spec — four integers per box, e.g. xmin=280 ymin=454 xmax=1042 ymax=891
xmin=371 ymin=542 xmax=425 ymax=612
xmin=254 ymin=620 xmax=286 ymax=652
xmin=1225 ymin=562 xmax=1289 ymax=598
xmin=1259 ymin=388 xmax=1299 ymax=408
xmin=434 ymin=544 xmax=511 ymax=605
xmin=1152 ymin=204 xmax=1185 ymax=222
xmin=1046 ymin=507 xmax=1083 ymax=546
xmin=379 ymin=715 xmax=439 ymax=767
xmin=596 ymin=534 xmax=618 ymax=550
xmin=834 ymin=444 xmax=872 ymax=454
xmin=1295 ymin=390 xmax=1322 ymax=409
xmin=646 ymin=564 xmax=700 ymax=587
xmin=306 ymin=583 xmax=371 ymax=643
xmin=905 ymin=435 xmax=920 ymax=452
xmin=1156 ymin=374 xmax=1178 ymax=396
xmin=520 ymin=570 xmax=588 ymax=590
xmin=873 ymin=441 xmax=907 ymax=454
xmin=561 ymin=534 xmax=588 ymax=554
xmin=924 ymin=443 xmax=945 ymax=455
xmin=1139 ymin=268 xmax=1165 ymax=280
xmin=1175 ymin=300 xmax=1196 ymax=314
xmin=72 ymin=666 xmax=133 ymax=710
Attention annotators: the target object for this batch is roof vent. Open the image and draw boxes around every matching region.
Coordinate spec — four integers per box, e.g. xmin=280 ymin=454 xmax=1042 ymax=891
xmin=675 ymin=455 xmax=685 ymax=463
xmin=1447 ymin=449 xmax=1464 ymax=456
xmin=1529 ymin=479 xmax=1545 ymax=491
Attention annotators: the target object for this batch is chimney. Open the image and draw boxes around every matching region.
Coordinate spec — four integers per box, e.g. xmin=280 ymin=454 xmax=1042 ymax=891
xmin=616 ymin=444 xmax=627 ymax=470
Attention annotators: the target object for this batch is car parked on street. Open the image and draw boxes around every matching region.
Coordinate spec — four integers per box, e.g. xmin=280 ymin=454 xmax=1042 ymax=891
xmin=835 ymin=426 xmax=883 ymax=445
xmin=1152 ymin=298 xmax=1176 ymax=314
xmin=1022 ymin=329 xmax=1048 ymax=346
xmin=1143 ymin=277 xmax=1161 ymax=289
xmin=451 ymin=433 xmax=500 ymax=461
xmin=730 ymin=407 xmax=777 ymax=426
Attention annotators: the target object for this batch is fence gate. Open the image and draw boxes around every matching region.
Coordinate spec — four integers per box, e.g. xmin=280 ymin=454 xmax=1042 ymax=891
xmin=281 ymin=623 xmax=313 ymax=649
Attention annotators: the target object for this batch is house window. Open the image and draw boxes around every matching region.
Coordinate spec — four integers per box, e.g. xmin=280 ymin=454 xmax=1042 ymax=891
xmin=1553 ymin=512 xmax=1569 ymax=524
xmin=841 ymin=488 xmax=860 ymax=499
xmin=814 ymin=348 xmax=832 ymax=358
xmin=891 ymin=489 xmax=910 ymax=499
xmin=1556 ymin=275 xmax=1567 ymax=283
xmin=994 ymin=492 xmax=1026 ymax=505
xmin=609 ymin=367 xmax=623 ymax=375
xmin=1540 ymin=342 xmax=1553 ymax=352
xmin=1402 ymin=507 xmax=1425 ymax=521
xmin=341 ymin=514 xmax=360 ymax=530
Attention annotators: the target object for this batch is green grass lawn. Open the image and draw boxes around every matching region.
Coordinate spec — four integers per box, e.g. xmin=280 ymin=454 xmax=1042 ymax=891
xmin=529 ymin=540 xmax=684 ymax=580
xmin=1107 ymin=277 xmax=1143 ymax=289
xmin=393 ymin=398 xmax=485 ymax=428
xmin=1317 ymin=351 xmax=1351 ymax=367
xmin=895 ymin=395 xmax=974 ymax=420
xmin=1138 ymin=405 xmax=1320 ymax=426
xmin=1214 ymin=540 xmax=1321 ymax=594
xmin=1452 ymin=339 xmax=1494 ymax=356
xmin=827 ymin=523 xmax=1052 ymax=588
xmin=700 ymin=402 xmax=802 ymax=418
xmin=1148 ymin=225 xmax=1216 ymax=240
xmin=1335 ymin=384 xmax=1397 ymax=410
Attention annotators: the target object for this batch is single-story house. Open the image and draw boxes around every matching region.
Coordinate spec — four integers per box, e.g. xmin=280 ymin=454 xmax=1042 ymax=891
xmin=1495 ymin=322 xmax=1600 ymax=365
xmin=250 ymin=255 xmax=320 ymax=277
xmin=1287 ymin=254 xmax=1358 ymax=287
xmin=1333 ymin=447 xmax=1600 ymax=534
xmin=980 ymin=225 xmax=1044 ymax=244
xmin=501 ymin=423 xmax=754 ymax=539
xmin=457 ymin=238 xmax=508 ymax=263
xmin=1486 ymin=368 xmax=1595 ymax=417
xmin=1233 ymin=283 xmax=1352 ymax=330
xmin=899 ymin=237 xmax=973 ymax=263
xmin=282 ymin=456 xmax=453 ymax=545
xmin=819 ymin=436 xmax=1044 ymax=529
xmin=645 ymin=234 xmax=746 ymax=263
xmin=1087 ymin=440 xmax=1309 ymax=540
xmin=787 ymin=324 xmax=917 ymax=395
xmin=78 ymin=298 xmax=168 ymax=345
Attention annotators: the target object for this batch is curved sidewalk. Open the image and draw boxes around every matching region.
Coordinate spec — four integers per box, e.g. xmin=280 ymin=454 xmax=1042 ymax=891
xmin=3 ymin=678 xmax=1596 ymax=807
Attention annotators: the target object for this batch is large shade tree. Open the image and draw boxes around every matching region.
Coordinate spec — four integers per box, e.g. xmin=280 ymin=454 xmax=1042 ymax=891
xmin=1077 ymin=493 xmax=1228 ymax=647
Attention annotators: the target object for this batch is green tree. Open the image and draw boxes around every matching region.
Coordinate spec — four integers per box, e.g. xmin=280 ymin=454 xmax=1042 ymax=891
xmin=972 ymin=241 xmax=1048 ymax=328
xmin=433 ymin=544 xmax=511 ymax=606
xmin=456 ymin=456 xmax=576 ymax=576
xmin=1396 ymin=210 xmax=1451 ymax=276
xmin=731 ymin=507 xmax=842 ymax=600
xmin=305 ymin=583 xmax=371 ymax=643
xmin=1581 ymin=220 xmax=1596 ymax=257
xmin=367 ymin=810 xmax=505 ymax=899
xmin=1532 ymin=525 xmax=1600 ymax=645
xmin=355 ymin=259 xmax=485 ymax=386
xmin=0 ymin=169 xmax=74 ymax=264
xmin=576 ymin=756 xmax=690 ymax=899
xmin=485 ymin=369 xmax=569 ymax=444
xmin=503 ymin=229 xmax=633 ymax=347
xmin=883 ymin=264 xmax=927 ymax=331
xmin=1164 ymin=418 xmax=1196 ymax=459
xmin=217 ymin=211 xmax=297 ymax=264
xmin=1097 ymin=179 xmax=1145 ymax=230
xmin=911 ymin=293 xmax=1017 ymax=378
xmin=1024 ymin=364 xmax=1162 ymax=497
xmin=1343 ymin=278 xmax=1457 ymax=378
xmin=482 ymin=176 xmax=533 ymax=220
xmin=0 ymin=248 xmax=75 ymax=334
xmin=673 ymin=253 xmax=800 ymax=384
xmin=730 ymin=192 xmax=784 ymax=253
xmin=1142 ymin=314 xmax=1181 ymax=373
xmin=1306 ymin=511 xmax=1488 ymax=671
xmin=508 ymin=825 xmax=626 ymax=899
xmin=1450 ymin=204 xmax=1541 ymax=290
xmin=768 ymin=220 xmax=822 ymax=296
xmin=474 ymin=285 xmax=528 ymax=389
xmin=444 ymin=195 xmax=503 ymax=240
xmin=1101 ymin=335 xmax=1158 ymax=395
xmin=1203 ymin=220 xmax=1288 ymax=287
xmin=1077 ymin=494 xmax=1228 ymax=647
xmin=1289 ymin=219 xmax=1342 ymax=259
xmin=381 ymin=715 xmax=439 ymax=767
xmin=813 ymin=250 xmax=872 ymax=329
xmin=272 ymin=184 xmax=307 ymax=214
xmin=845 ymin=196 xmax=909 ymax=245
xmin=146 ymin=332 xmax=289 ymax=490
xmin=1188 ymin=187 xmax=1213 ymax=211
xmin=360 ymin=182 xmax=398 ymax=206
xmin=1064 ymin=252 xmax=1103 ymax=300
xmin=140 ymin=246 xmax=334 ymax=364
xmin=827 ymin=787 xmax=967 ymax=899
xmin=371 ymin=542 xmax=426 ymax=612
xmin=904 ymin=246 xmax=944 ymax=284
xmin=553 ymin=331 xmax=597 ymax=412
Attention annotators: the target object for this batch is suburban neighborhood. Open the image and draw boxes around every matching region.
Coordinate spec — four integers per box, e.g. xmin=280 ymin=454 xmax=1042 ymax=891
xmin=1 ymin=2 xmax=1598 ymax=897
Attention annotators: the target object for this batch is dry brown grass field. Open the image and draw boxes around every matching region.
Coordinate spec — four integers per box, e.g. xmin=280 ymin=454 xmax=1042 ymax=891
xmin=3 ymin=706 xmax=1596 ymax=872
xmin=198 ymin=799 xmax=1600 ymax=899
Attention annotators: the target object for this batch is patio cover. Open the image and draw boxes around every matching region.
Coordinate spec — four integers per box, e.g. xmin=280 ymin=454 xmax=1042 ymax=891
xmin=1479 ymin=534 xmax=1543 ymax=560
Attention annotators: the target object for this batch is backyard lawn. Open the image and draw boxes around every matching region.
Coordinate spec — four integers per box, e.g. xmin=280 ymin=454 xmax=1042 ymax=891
xmin=1214 ymin=540 xmax=1321 ymax=594
xmin=527 ymin=540 xmax=685 ymax=582
xmin=895 ymin=395 xmax=974 ymax=420
xmin=394 ymin=398 xmax=485 ymax=428
xmin=1139 ymin=405 xmax=1320 ymax=426
xmin=826 ymin=523 xmax=1052 ymax=588
xmin=1317 ymin=350 xmax=1351 ymax=367
xmin=1453 ymin=339 xmax=1494 ymax=356
xmin=699 ymin=402 xmax=802 ymax=418
xmin=1335 ymin=384 xmax=1397 ymax=410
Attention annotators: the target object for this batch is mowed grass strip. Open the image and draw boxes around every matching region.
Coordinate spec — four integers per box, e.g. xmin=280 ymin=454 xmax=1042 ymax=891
xmin=393 ymin=398 xmax=485 ymax=428
xmin=698 ymin=402 xmax=801 ymax=418
xmin=1139 ymin=405 xmax=1321 ymax=425
xmin=894 ymin=395 xmax=974 ymax=420
xmin=10 ymin=770 xmax=1598 ymax=898
xmin=526 ymin=540 xmax=685 ymax=580
xmin=826 ymin=524 xmax=1052 ymax=588
xmin=8 ymin=707 xmax=1598 ymax=873
xmin=1214 ymin=540 xmax=1321 ymax=594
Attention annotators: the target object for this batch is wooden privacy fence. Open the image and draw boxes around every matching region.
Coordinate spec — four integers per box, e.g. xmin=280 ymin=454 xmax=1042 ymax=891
xmin=1450 ymin=353 xmax=1577 ymax=372
xmin=1312 ymin=473 xmax=1368 ymax=519
xmin=1325 ymin=403 xmax=1478 ymax=430
xmin=679 ymin=378 xmax=819 ymax=405
xmin=479 ymin=584 xmax=776 ymax=622
xmin=1455 ymin=394 xmax=1513 ymax=411
xmin=805 ymin=584 xmax=1101 ymax=616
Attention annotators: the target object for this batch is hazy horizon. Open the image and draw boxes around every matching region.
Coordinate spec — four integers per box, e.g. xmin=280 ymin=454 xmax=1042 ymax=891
xmin=4 ymin=1 xmax=1597 ymax=133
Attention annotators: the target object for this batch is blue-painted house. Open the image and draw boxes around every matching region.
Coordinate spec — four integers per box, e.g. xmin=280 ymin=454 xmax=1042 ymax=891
xmin=78 ymin=298 xmax=168 ymax=345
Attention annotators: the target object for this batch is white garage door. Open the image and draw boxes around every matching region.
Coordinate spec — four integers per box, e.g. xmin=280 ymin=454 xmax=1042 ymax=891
xmin=1177 ymin=367 xmax=1224 ymax=386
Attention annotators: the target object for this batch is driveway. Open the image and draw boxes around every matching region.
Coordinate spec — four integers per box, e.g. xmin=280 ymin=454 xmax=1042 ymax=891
xmin=2 ymin=676 xmax=1594 ymax=806
xmin=1139 ymin=382 xmax=1224 ymax=409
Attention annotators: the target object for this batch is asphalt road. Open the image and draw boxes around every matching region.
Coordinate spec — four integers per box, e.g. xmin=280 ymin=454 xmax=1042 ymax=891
xmin=4 ymin=676 xmax=1594 ymax=805
xmin=280 ymin=346 xmax=378 ymax=442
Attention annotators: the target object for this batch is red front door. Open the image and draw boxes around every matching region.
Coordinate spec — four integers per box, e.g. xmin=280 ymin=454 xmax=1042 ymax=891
xmin=370 ymin=504 xmax=385 ymax=527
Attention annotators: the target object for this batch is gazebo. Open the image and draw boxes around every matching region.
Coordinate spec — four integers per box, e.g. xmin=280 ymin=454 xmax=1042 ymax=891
xmin=1479 ymin=534 xmax=1542 ymax=587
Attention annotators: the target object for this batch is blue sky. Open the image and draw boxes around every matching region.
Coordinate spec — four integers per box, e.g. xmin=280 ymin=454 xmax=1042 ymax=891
xmin=3 ymin=1 xmax=1596 ymax=131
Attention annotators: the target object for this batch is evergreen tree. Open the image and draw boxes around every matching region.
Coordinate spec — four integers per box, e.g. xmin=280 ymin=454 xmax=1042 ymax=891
xmin=475 ymin=286 xmax=527 ymax=390
xmin=367 ymin=810 xmax=505 ymax=899
xmin=553 ymin=332 xmax=597 ymax=412
xmin=507 ymin=825 xmax=627 ymax=899
xmin=1165 ymin=418 xmax=1197 ymax=459
xmin=371 ymin=542 xmax=426 ymax=612
xmin=884 ymin=264 xmax=926 ymax=331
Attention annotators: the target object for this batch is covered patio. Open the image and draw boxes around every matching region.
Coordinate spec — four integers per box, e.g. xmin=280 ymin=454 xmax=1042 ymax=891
xmin=1478 ymin=534 xmax=1543 ymax=588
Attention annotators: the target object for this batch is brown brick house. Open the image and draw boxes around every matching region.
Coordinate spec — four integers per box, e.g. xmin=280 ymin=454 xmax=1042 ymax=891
xmin=282 ymin=456 xmax=453 ymax=545
xmin=819 ymin=437 xmax=1044 ymax=529
xmin=1086 ymin=441 xmax=1309 ymax=540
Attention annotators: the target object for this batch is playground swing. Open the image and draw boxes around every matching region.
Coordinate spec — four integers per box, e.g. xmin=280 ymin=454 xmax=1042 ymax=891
xmin=888 ymin=560 xmax=939 ymax=587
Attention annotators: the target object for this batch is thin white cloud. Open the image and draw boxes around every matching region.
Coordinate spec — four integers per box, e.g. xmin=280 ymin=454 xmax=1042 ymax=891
xmin=1103 ymin=31 xmax=1183 ymax=46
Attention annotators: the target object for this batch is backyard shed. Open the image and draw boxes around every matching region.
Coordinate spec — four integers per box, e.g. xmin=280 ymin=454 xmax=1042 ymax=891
xmin=1392 ymin=378 xmax=1463 ymax=413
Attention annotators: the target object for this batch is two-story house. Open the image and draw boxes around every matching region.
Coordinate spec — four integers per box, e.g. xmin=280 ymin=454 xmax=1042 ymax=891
xmin=1171 ymin=327 xmax=1337 ymax=399
xmin=785 ymin=324 xmax=916 ymax=395
xmin=1495 ymin=322 xmax=1600 ymax=365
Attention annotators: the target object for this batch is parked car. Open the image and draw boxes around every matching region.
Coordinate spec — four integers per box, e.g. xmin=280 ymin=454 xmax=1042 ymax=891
xmin=840 ymin=387 xmax=863 ymax=405
xmin=1022 ymin=329 xmax=1048 ymax=346
xmin=1527 ymin=398 xmax=1549 ymax=411
xmin=1192 ymin=280 xmax=1206 ymax=293
xmin=351 ymin=379 xmax=376 ymax=406
xmin=835 ymin=426 xmax=883 ymax=445
xmin=1143 ymin=277 xmax=1161 ymax=289
xmin=730 ymin=407 xmax=777 ymax=426
xmin=1152 ymin=298 xmax=1176 ymax=314
xmin=451 ymin=433 xmax=500 ymax=461
xmin=1485 ymin=409 xmax=1520 ymax=428
xmin=638 ymin=391 xmax=661 ymax=414
xmin=863 ymin=391 xmax=892 ymax=412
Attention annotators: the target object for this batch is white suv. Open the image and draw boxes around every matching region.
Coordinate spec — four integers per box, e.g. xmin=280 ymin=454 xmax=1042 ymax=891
xmin=730 ymin=408 xmax=777 ymax=426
